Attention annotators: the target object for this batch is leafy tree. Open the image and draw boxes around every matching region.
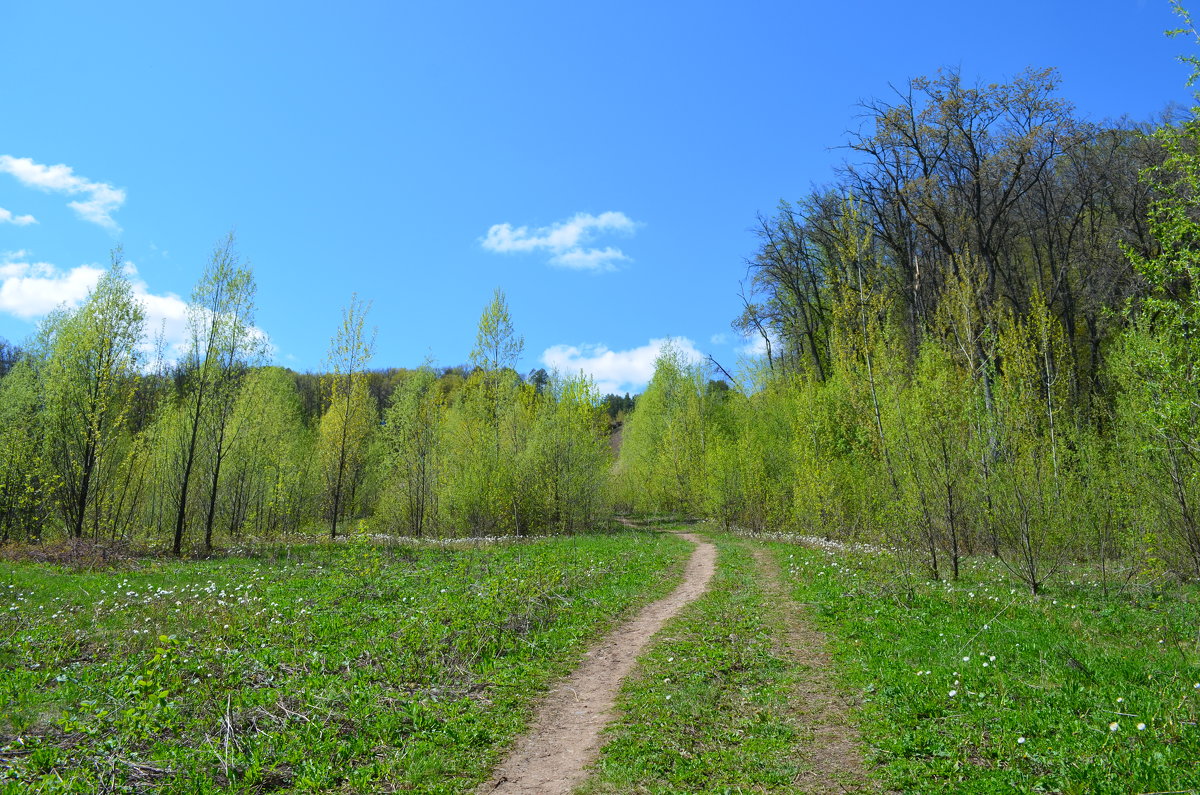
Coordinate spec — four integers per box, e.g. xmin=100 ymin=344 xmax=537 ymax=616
xmin=1112 ymin=0 xmax=1200 ymax=576
xmin=168 ymin=234 xmax=260 ymax=554
xmin=319 ymin=294 xmax=376 ymax=538
xmin=0 ymin=360 xmax=47 ymax=542
xmin=0 ymin=337 xmax=22 ymax=380
xmin=471 ymin=288 xmax=524 ymax=375
xmin=221 ymin=367 xmax=310 ymax=538
xmin=440 ymin=290 xmax=528 ymax=535
xmin=523 ymin=371 xmax=611 ymax=533
xmin=613 ymin=342 xmax=707 ymax=515
xmin=379 ymin=367 xmax=444 ymax=536
xmin=40 ymin=257 xmax=145 ymax=539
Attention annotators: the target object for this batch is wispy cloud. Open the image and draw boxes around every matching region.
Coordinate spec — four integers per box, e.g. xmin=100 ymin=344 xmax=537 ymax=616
xmin=0 ymin=207 xmax=36 ymax=226
xmin=0 ymin=155 xmax=125 ymax=231
xmin=541 ymin=336 xmax=703 ymax=395
xmin=482 ymin=211 xmax=638 ymax=272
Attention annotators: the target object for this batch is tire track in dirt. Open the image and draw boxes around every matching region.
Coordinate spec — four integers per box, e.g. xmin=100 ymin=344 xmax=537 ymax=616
xmin=479 ymin=530 xmax=716 ymax=795
xmin=750 ymin=544 xmax=878 ymax=794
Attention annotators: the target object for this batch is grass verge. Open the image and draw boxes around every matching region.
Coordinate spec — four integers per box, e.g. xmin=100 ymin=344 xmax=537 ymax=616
xmin=773 ymin=541 xmax=1200 ymax=794
xmin=0 ymin=530 xmax=689 ymax=793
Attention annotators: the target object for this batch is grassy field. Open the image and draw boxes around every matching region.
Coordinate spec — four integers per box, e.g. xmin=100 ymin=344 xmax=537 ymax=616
xmin=7 ymin=522 xmax=1199 ymax=794
xmin=0 ymin=530 xmax=690 ymax=793
xmin=584 ymin=533 xmax=813 ymax=794
xmin=768 ymin=537 xmax=1200 ymax=794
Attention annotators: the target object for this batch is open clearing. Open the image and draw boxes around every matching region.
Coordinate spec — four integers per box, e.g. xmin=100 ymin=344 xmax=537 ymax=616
xmin=5 ymin=522 xmax=1199 ymax=793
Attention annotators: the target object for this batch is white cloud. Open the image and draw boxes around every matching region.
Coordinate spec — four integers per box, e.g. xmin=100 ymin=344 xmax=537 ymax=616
xmin=710 ymin=332 xmax=729 ymax=345
xmin=541 ymin=336 xmax=704 ymax=395
xmin=0 ymin=254 xmax=190 ymax=359
xmin=551 ymin=246 xmax=629 ymax=271
xmin=0 ymin=155 xmax=125 ymax=231
xmin=0 ymin=258 xmax=104 ymax=318
xmin=739 ymin=329 xmax=782 ymax=358
xmin=742 ymin=335 xmax=767 ymax=356
xmin=482 ymin=211 xmax=638 ymax=272
xmin=132 ymin=279 xmax=191 ymax=360
xmin=0 ymin=207 xmax=36 ymax=226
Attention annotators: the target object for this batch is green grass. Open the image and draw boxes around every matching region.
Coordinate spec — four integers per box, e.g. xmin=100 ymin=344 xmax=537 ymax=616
xmin=772 ymin=541 xmax=1200 ymax=794
xmin=0 ymin=530 xmax=690 ymax=793
xmin=584 ymin=532 xmax=810 ymax=794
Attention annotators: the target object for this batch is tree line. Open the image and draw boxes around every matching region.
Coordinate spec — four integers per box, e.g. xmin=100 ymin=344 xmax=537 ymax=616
xmin=614 ymin=60 xmax=1200 ymax=592
xmin=0 ymin=242 xmax=613 ymax=550
xmin=8 ymin=42 xmax=1200 ymax=582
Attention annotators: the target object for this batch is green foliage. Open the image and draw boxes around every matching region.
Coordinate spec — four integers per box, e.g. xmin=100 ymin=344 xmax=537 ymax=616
xmin=319 ymin=294 xmax=376 ymax=539
xmin=612 ymin=342 xmax=708 ymax=516
xmin=415 ymin=292 xmax=613 ymax=537
xmin=221 ymin=367 xmax=313 ymax=538
xmin=378 ymin=367 xmax=444 ymax=537
xmin=166 ymin=234 xmax=262 ymax=554
xmin=0 ymin=360 xmax=49 ymax=542
xmin=470 ymin=288 xmax=524 ymax=374
xmin=39 ymin=257 xmax=145 ymax=540
xmin=521 ymin=372 xmax=612 ymax=534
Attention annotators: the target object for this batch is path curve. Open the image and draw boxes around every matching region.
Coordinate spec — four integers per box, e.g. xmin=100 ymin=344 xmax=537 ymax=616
xmin=480 ymin=531 xmax=717 ymax=795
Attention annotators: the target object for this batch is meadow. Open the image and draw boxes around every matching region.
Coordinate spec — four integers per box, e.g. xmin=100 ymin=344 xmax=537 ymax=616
xmin=0 ymin=529 xmax=689 ymax=793
xmin=764 ymin=534 xmax=1200 ymax=794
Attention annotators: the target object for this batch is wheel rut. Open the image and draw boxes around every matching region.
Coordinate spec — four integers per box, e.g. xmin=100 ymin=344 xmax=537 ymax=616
xmin=750 ymin=544 xmax=877 ymax=794
xmin=479 ymin=531 xmax=716 ymax=795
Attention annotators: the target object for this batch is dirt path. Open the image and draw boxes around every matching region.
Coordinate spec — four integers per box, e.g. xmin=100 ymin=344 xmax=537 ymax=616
xmin=750 ymin=545 xmax=876 ymax=794
xmin=479 ymin=531 xmax=717 ymax=795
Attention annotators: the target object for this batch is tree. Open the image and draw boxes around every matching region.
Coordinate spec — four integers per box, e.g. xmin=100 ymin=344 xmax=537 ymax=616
xmin=0 ymin=337 xmax=22 ymax=380
xmin=380 ymin=366 xmax=444 ymax=536
xmin=471 ymin=288 xmax=524 ymax=375
xmin=221 ymin=367 xmax=309 ymax=538
xmin=319 ymin=294 xmax=376 ymax=538
xmin=1111 ymin=0 xmax=1200 ymax=576
xmin=169 ymin=234 xmax=260 ymax=554
xmin=613 ymin=342 xmax=707 ymax=515
xmin=0 ymin=360 xmax=47 ymax=542
xmin=523 ymin=371 xmax=611 ymax=533
xmin=41 ymin=256 xmax=145 ymax=539
xmin=443 ymin=289 xmax=527 ymax=535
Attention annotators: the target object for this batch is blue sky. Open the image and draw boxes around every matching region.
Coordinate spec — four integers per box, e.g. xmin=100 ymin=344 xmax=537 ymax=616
xmin=0 ymin=0 xmax=1193 ymax=394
